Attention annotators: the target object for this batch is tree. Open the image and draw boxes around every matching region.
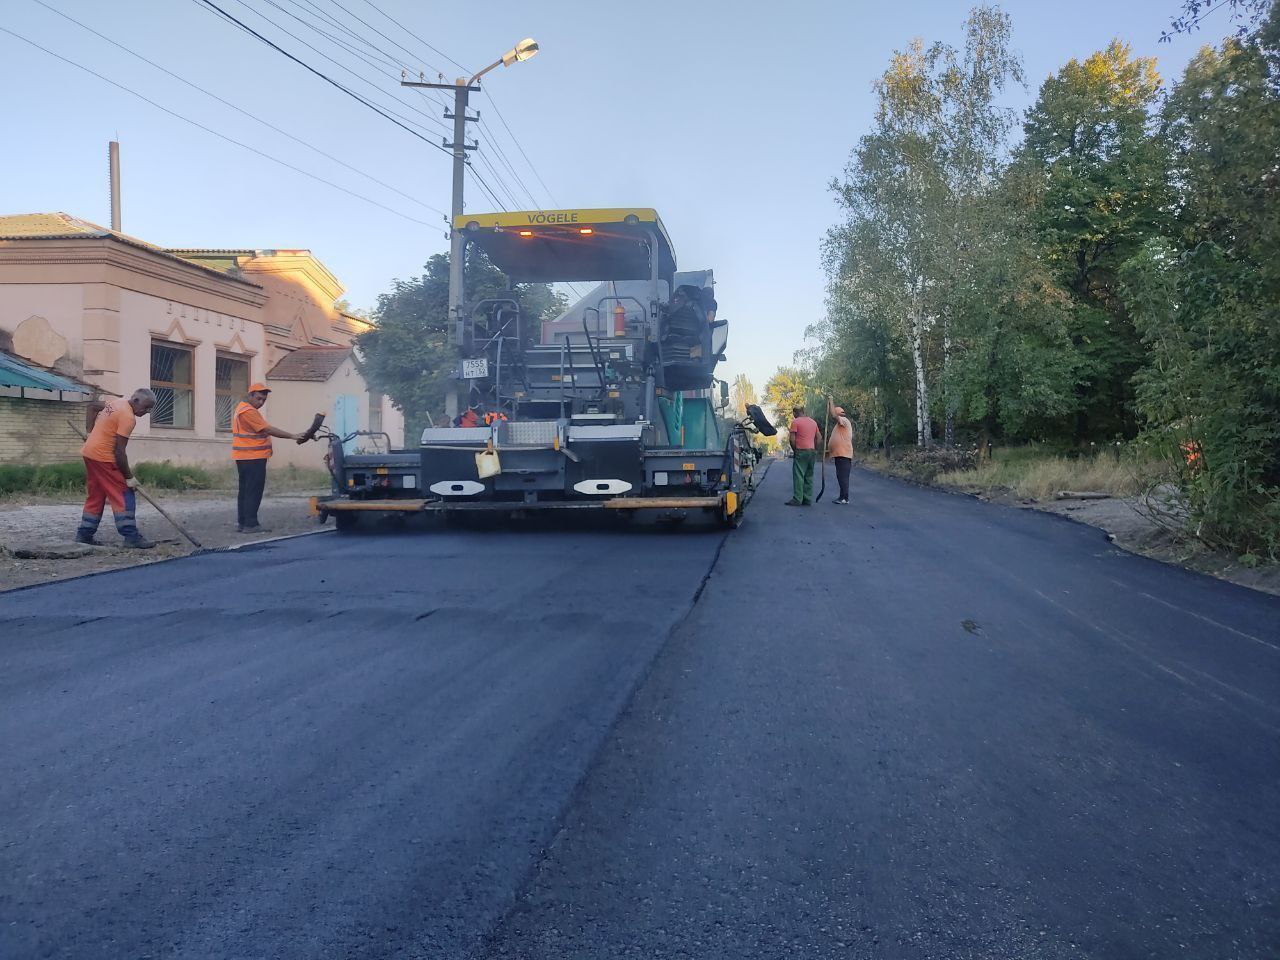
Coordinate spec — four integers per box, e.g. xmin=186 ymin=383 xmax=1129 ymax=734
xmin=728 ymin=373 xmax=758 ymax=421
xmin=356 ymin=249 xmax=564 ymax=440
xmin=763 ymin=367 xmax=815 ymax=430
xmin=1164 ymin=0 xmax=1274 ymax=40
xmin=1016 ymin=40 xmax=1172 ymax=442
xmin=1122 ymin=7 xmax=1280 ymax=555
xmin=825 ymin=5 xmax=1025 ymax=448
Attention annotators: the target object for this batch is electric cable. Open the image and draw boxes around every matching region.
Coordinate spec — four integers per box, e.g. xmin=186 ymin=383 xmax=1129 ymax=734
xmin=222 ymin=0 xmax=448 ymax=135
xmin=193 ymin=0 xmax=451 ymax=155
xmin=28 ymin=0 xmax=446 ymax=217
xmin=0 ymin=24 xmax=444 ymax=225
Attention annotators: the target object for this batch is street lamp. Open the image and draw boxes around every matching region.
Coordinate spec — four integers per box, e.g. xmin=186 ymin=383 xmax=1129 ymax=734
xmin=471 ymin=38 xmax=540 ymax=84
xmin=401 ymin=39 xmax=542 ymax=418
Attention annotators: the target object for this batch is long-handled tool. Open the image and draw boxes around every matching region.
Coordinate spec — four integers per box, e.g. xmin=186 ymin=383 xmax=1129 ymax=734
xmin=815 ymin=393 xmax=831 ymax=503
xmin=67 ymin=420 xmax=204 ymax=549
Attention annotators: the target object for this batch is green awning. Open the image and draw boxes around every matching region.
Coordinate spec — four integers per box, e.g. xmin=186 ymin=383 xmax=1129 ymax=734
xmin=0 ymin=352 xmax=93 ymax=394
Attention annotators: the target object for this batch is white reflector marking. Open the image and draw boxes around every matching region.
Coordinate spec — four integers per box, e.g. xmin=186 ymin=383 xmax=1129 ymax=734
xmin=572 ymin=479 xmax=633 ymax=496
xmin=429 ymin=480 xmax=485 ymax=496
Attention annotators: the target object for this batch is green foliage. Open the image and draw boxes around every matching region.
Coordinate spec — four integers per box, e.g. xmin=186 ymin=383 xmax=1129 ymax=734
xmin=1017 ymin=40 xmax=1172 ymax=440
xmin=1120 ymin=10 xmax=1280 ymax=555
xmin=0 ymin=461 xmax=214 ymax=496
xmin=355 ymin=249 xmax=565 ymax=440
xmin=816 ymin=4 xmax=1280 ymax=554
xmin=762 ymin=367 xmax=817 ymax=428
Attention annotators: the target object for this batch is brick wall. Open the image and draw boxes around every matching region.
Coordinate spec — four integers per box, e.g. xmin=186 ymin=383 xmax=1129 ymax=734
xmin=0 ymin=397 xmax=88 ymax=464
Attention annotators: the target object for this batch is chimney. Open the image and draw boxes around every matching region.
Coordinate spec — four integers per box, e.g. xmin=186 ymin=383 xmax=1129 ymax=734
xmin=108 ymin=140 xmax=121 ymax=232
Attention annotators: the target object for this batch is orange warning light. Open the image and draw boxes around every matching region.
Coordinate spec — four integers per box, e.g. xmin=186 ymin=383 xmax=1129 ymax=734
xmin=578 ymin=227 xmax=594 ymax=235
xmin=518 ymin=229 xmax=534 ymax=237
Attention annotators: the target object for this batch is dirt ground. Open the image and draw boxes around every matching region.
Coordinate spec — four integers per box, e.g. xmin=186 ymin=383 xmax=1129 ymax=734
xmin=954 ymin=483 xmax=1280 ymax=597
xmin=0 ymin=489 xmax=331 ymax=592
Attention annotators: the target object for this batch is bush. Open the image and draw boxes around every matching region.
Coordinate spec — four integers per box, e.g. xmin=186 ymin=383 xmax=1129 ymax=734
xmin=892 ymin=447 xmax=978 ymax=483
xmin=0 ymin=461 xmax=215 ymax=496
xmin=0 ymin=462 xmax=86 ymax=495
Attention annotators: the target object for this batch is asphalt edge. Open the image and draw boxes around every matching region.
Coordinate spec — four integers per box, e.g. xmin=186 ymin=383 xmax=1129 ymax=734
xmin=0 ymin=526 xmax=334 ymax=596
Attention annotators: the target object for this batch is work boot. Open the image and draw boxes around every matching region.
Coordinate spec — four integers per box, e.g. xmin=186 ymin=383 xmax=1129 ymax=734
xmin=122 ymin=536 xmax=155 ymax=550
xmin=785 ymin=499 xmax=801 ymax=506
xmin=239 ymin=524 xmax=271 ymax=534
xmin=75 ymin=532 xmax=99 ymax=546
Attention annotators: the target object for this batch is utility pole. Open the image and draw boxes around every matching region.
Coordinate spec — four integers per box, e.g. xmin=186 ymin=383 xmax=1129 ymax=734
xmin=399 ymin=75 xmax=479 ymax=342
xmin=399 ymin=39 xmax=539 ymax=421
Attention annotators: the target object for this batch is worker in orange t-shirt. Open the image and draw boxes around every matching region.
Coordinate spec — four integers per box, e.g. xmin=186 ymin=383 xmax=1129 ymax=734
xmin=826 ymin=396 xmax=855 ymax=505
xmin=76 ymin=388 xmax=157 ymax=548
xmin=232 ymin=383 xmax=303 ymax=533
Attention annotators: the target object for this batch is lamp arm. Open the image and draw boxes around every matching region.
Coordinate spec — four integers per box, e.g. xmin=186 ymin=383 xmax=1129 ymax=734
xmin=468 ymin=58 xmax=505 ymax=86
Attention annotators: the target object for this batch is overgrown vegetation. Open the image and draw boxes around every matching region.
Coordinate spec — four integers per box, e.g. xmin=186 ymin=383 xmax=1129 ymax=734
xmin=936 ymin=445 xmax=1160 ymax=500
xmin=0 ymin=461 xmax=332 ymax=497
xmin=794 ymin=2 xmax=1280 ymax=556
xmin=0 ymin=461 xmax=215 ymax=496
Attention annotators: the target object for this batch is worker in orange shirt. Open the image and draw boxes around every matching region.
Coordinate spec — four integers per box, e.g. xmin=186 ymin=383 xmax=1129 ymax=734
xmin=232 ymin=383 xmax=306 ymax=533
xmin=826 ymin=395 xmax=855 ymax=505
xmin=76 ymin=388 xmax=157 ymax=548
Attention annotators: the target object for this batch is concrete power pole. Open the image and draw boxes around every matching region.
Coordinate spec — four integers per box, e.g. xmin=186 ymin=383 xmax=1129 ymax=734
xmin=401 ymin=75 xmax=479 ymax=419
xmin=399 ymin=41 xmax=538 ymax=421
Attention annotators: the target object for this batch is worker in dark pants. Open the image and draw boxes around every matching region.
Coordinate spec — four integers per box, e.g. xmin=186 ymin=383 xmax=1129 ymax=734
xmin=231 ymin=383 xmax=303 ymax=533
xmin=827 ymin=395 xmax=854 ymax=505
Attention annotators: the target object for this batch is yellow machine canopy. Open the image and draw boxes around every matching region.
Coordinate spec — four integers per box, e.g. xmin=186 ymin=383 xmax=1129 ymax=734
xmin=455 ymin=208 xmax=676 ymax=284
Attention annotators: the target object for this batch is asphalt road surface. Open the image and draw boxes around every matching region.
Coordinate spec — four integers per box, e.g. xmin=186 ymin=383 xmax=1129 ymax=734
xmin=2 ymin=466 xmax=1277 ymax=959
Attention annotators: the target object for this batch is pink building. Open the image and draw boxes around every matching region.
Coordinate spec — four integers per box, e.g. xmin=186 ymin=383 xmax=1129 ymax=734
xmin=0 ymin=213 xmax=402 ymax=468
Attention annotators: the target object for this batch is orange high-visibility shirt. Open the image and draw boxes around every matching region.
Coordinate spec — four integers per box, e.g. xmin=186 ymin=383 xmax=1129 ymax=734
xmin=81 ymin=400 xmax=136 ymax=463
xmin=231 ymin=401 xmax=272 ymax=461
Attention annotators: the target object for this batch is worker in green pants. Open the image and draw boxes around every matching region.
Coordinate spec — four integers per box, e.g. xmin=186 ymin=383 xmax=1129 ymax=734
xmin=786 ymin=405 xmax=821 ymax=506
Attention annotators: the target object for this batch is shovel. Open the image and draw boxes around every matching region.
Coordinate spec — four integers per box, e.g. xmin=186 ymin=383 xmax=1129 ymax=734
xmin=67 ymin=420 xmax=204 ymax=549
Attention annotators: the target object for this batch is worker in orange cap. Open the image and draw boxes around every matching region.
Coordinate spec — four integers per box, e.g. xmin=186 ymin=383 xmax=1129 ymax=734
xmin=231 ymin=383 xmax=303 ymax=533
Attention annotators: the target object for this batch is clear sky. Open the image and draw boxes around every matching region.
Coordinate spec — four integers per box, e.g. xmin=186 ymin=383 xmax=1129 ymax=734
xmin=1 ymin=0 xmax=1220 ymax=393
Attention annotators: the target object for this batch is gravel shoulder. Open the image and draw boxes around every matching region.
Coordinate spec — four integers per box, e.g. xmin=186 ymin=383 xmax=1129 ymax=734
xmin=0 ymin=489 xmax=329 ymax=591
xmin=860 ymin=460 xmax=1280 ymax=597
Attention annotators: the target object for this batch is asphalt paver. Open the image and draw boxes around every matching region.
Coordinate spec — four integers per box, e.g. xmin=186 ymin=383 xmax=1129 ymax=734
xmin=3 ymin=466 xmax=1278 ymax=959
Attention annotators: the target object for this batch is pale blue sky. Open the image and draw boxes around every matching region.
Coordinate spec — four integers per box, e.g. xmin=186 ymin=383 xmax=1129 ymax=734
xmin=2 ymin=1 xmax=1218 ymax=392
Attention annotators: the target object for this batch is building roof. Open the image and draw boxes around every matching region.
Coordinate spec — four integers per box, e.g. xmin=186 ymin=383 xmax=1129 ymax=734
xmin=266 ymin=345 xmax=353 ymax=382
xmin=0 ymin=213 xmax=263 ymax=288
xmin=0 ymin=350 xmax=94 ymax=394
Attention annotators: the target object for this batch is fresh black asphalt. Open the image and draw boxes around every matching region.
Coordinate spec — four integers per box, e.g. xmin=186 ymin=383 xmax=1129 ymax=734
xmin=2 ymin=466 xmax=1277 ymax=959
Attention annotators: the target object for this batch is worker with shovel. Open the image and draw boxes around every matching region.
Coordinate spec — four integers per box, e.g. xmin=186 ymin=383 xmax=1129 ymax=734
xmin=75 ymin=388 xmax=157 ymax=549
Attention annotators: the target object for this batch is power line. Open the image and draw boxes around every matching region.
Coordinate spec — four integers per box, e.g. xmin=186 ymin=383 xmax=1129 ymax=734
xmin=355 ymin=0 xmax=470 ymax=76
xmin=466 ymin=165 xmax=507 ymax=212
xmin=222 ymin=0 xmax=449 ymax=136
xmin=193 ymin=0 xmax=451 ymax=155
xmin=483 ymin=90 xmax=561 ymax=208
xmin=478 ymin=117 xmax=539 ymax=209
xmin=28 ymin=0 xmax=446 ymax=219
xmin=472 ymin=150 xmax=522 ymax=210
xmin=0 ymin=24 xmax=441 ymax=227
xmin=313 ymin=0 xmax=447 ymax=79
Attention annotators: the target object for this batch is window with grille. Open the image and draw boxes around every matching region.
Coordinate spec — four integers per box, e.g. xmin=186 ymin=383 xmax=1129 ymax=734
xmin=150 ymin=341 xmax=194 ymax=429
xmin=215 ymin=354 xmax=250 ymax=432
xmin=369 ymin=392 xmax=383 ymax=433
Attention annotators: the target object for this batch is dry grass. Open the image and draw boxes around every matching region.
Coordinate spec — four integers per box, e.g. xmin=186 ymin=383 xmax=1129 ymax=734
xmin=936 ymin=448 xmax=1160 ymax=501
